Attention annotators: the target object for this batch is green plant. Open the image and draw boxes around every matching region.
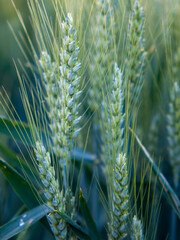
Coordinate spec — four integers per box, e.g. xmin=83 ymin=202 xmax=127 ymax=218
xmin=0 ymin=0 xmax=180 ymax=240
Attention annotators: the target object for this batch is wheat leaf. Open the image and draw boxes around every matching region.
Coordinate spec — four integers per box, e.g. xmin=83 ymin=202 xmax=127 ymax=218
xmin=0 ymin=205 xmax=49 ymax=240
xmin=79 ymin=189 xmax=101 ymax=240
xmin=0 ymin=157 xmax=38 ymax=208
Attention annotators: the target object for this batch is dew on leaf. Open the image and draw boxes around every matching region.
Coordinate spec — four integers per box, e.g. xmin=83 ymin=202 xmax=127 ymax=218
xmin=19 ymin=219 xmax=25 ymax=227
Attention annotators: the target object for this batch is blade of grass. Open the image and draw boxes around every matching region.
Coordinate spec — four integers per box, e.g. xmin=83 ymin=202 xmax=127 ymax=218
xmin=0 ymin=117 xmax=32 ymax=145
xmin=0 ymin=157 xmax=38 ymax=208
xmin=0 ymin=142 xmax=37 ymax=178
xmin=79 ymin=189 xmax=101 ymax=240
xmin=0 ymin=157 xmax=91 ymax=238
xmin=0 ymin=205 xmax=49 ymax=240
xmin=130 ymin=128 xmax=180 ymax=218
xmin=0 ymin=157 xmax=53 ymax=234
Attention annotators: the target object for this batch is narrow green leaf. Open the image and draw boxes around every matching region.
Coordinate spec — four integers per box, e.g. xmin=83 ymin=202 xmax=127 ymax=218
xmin=72 ymin=148 xmax=96 ymax=164
xmin=79 ymin=189 xmax=101 ymax=240
xmin=130 ymin=128 xmax=180 ymax=218
xmin=0 ymin=205 xmax=49 ymax=240
xmin=0 ymin=143 xmax=37 ymax=179
xmin=0 ymin=157 xmax=89 ymax=237
xmin=0 ymin=157 xmax=38 ymax=208
xmin=67 ymin=219 xmax=91 ymax=240
xmin=0 ymin=117 xmax=32 ymax=145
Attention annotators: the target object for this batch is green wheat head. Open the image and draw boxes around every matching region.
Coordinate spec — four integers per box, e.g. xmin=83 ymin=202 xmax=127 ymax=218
xmin=35 ymin=142 xmax=67 ymax=239
xmin=38 ymin=12 xmax=82 ymax=239
xmin=110 ymin=153 xmax=129 ymax=240
xmin=39 ymin=13 xmax=81 ymax=167
xmin=88 ymin=0 xmax=114 ymax=118
xmin=126 ymin=0 xmax=146 ymax=112
xmin=167 ymin=81 xmax=180 ymax=187
xmin=172 ymin=47 xmax=180 ymax=82
xmin=101 ymin=63 xmax=124 ymax=169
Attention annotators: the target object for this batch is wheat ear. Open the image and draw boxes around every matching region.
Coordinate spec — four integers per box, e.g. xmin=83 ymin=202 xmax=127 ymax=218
xmin=40 ymin=13 xmax=81 ymax=165
xmin=126 ymin=0 xmax=146 ymax=111
xmin=88 ymin=0 xmax=114 ymax=117
xmin=110 ymin=153 xmax=129 ymax=240
xmin=167 ymin=81 xmax=180 ymax=187
xmin=101 ymin=64 xmax=128 ymax=239
xmin=40 ymin=13 xmax=81 ymax=239
xmin=172 ymin=47 xmax=180 ymax=82
xmin=60 ymin=12 xmax=82 ymax=145
xmin=35 ymin=142 xmax=66 ymax=239
xmin=39 ymin=52 xmax=62 ymax=158
xmin=101 ymin=63 xmax=124 ymax=166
